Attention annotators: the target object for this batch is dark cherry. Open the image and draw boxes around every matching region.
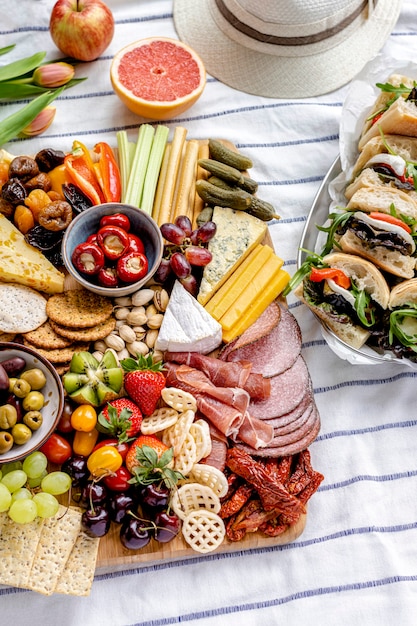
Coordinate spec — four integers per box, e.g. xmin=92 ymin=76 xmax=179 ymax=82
xmin=79 ymin=481 xmax=109 ymax=508
xmin=154 ymin=510 xmax=181 ymax=543
xmin=140 ymin=483 xmax=170 ymax=511
xmin=120 ymin=516 xmax=151 ymax=550
xmin=109 ymin=492 xmax=136 ymax=524
xmin=61 ymin=455 xmax=90 ymax=487
xmin=81 ymin=506 xmax=111 ymax=538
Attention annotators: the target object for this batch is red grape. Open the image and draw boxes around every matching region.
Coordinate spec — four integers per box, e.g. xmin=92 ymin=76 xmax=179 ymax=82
xmin=154 ymin=258 xmax=172 ymax=283
xmin=191 ymin=221 xmax=217 ymax=244
xmin=170 ymin=252 xmax=191 ymax=279
xmin=184 ymin=245 xmax=212 ymax=267
xmin=180 ymin=274 xmax=198 ymax=296
xmin=160 ymin=223 xmax=186 ymax=245
xmin=175 ymin=215 xmax=192 ymax=237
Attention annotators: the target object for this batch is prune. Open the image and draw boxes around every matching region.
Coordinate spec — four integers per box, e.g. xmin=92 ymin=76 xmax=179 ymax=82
xmin=63 ymin=183 xmax=93 ymax=213
xmin=1 ymin=178 xmax=27 ymax=205
xmin=35 ymin=148 xmax=65 ymax=172
xmin=38 ymin=200 xmax=72 ymax=231
xmin=0 ymin=197 xmax=14 ymax=218
xmin=25 ymin=225 xmax=63 ymax=251
xmin=9 ymin=156 xmax=39 ymax=182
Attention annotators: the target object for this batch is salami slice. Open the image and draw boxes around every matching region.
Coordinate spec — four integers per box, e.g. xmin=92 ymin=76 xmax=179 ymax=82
xmin=266 ymin=396 xmax=316 ymax=436
xmin=263 ymin=387 xmax=313 ymax=429
xmin=248 ymin=355 xmax=310 ymax=420
xmin=225 ymin=305 xmax=302 ymax=377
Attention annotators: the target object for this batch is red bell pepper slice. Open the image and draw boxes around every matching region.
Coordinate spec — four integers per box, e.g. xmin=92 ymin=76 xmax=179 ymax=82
xmin=309 ymin=267 xmax=351 ymax=289
xmin=65 ymin=140 xmax=105 ymax=206
xmin=94 ymin=142 xmax=122 ymax=203
xmin=117 ymin=251 xmax=149 ymax=283
xmin=368 ymin=211 xmax=412 ymax=233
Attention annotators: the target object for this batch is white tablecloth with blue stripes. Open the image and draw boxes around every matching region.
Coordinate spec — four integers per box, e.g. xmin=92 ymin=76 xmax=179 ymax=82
xmin=1 ymin=1 xmax=416 ymax=624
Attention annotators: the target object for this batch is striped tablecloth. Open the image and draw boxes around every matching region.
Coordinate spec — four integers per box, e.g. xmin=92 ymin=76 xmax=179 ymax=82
xmin=1 ymin=1 xmax=416 ymax=624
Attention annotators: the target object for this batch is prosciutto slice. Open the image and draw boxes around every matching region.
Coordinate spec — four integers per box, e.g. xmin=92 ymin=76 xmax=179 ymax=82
xmin=164 ymin=351 xmax=270 ymax=400
xmin=164 ymin=362 xmax=273 ymax=448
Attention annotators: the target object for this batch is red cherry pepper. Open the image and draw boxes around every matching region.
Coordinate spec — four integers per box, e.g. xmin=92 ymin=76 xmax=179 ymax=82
xmin=72 ymin=241 xmax=105 ymax=275
xmin=97 ymin=224 xmax=130 ymax=260
xmin=93 ymin=142 xmax=122 ymax=203
xmin=126 ymin=233 xmax=145 ymax=255
xmin=100 ymin=213 xmax=131 ymax=232
xmin=117 ymin=251 xmax=149 ymax=283
xmin=98 ymin=266 xmax=119 ymax=288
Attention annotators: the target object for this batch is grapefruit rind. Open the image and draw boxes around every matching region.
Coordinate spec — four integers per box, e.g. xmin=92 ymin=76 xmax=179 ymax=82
xmin=110 ymin=37 xmax=206 ymax=121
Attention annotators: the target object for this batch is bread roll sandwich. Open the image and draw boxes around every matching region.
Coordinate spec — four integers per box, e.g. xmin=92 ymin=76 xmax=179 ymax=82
xmin=293 ymin=252 xmax=390 ymax=350
xmin=358 ymin=74 xmax=417 ymax=150
xmin=388 ymin=277 xmax=417 ymax=356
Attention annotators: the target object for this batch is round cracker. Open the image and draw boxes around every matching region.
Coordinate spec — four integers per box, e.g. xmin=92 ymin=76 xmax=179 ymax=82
xmin=23 ymin=321 xmax=73 ymax=349
xmin=182 ymin=510 xmax=225 ymax=553
xmin=46 ymin=289 xmax=113 ymax=329
xmin=22 ymin=339 xmax=90 ymax=363
xmin=49 ymin=316 xmax=116 ymax=342
xmin=0 ymin=284 xmax=47 ymax=333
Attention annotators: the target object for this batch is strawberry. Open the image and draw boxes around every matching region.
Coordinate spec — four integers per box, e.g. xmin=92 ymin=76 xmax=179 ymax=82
xmin=125 ymin=435 xmax=183 ymax=489
xmin=97 ymin=398 xmax=142 ymax=443
xmin=121 ymin=353 xmax=166 ymax=416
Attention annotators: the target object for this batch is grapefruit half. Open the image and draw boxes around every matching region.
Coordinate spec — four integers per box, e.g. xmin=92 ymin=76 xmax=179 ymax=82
xmin=110 ymin=37 xmax=206 ymax=120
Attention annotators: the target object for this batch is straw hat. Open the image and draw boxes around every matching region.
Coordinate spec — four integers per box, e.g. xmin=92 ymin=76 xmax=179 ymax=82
xmin=173 ymin=0 xmax=403 ymax=98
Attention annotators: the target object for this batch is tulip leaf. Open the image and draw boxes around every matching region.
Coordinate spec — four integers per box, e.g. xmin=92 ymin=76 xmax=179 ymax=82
xmin=0 ymin=77 xmax=87 ymax=100
xmin=0 ymin=86 xmax=65 ymax=146
xmin=0 ymin=51 xmax=46 ymax=83
xmin=0 ymin=45 xmax=16 ymax=57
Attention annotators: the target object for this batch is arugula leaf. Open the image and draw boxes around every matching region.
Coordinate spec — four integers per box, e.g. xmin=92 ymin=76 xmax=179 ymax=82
xmin=389 ymin=305 xmax=417 ymax=351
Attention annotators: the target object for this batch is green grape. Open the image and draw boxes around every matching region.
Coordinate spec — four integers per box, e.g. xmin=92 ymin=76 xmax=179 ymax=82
xmin=0 ymin=470 xmax=2 ymax=481
xmin=33 ymin=492 xmax=59 ymax=518
xmin=1 ymin=469 xmax=28 ymax=493
xmin=41 ymin=471 xmax=72 ymax=496
xmin=1 ymin=461 xmax=23 ymax=476
xmin=0 ymin=483 xmax=12 ymax=512
xmin=8 ymin=499 xmax=38 ymax=524
xmin=27 ymin=469 xmax=47 ymax=489
xmin=11 ymin=487 xmax=32 ymax=502
xmin=22 ymin=451 xmax=48 ymax=479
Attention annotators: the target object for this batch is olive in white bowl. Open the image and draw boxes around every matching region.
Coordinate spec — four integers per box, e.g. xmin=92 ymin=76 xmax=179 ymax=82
xmin=0 ymin=342 xmax=64 ymax=463
xmin=62 ymin=203 xmax=163 ymax=297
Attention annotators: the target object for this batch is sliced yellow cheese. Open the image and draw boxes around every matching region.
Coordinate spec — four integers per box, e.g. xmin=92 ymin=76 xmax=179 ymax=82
xmin=205 ymin=244 xmax=273 ymax=319
xmin=0 ymin=214 xmax=64 ymax=294
xmin=222 ymin=268 xmax=290 ymax=343
xmin=197 ymin=207 xmax=267 ymax=305
xmin=220 ymin=254 xmax=285 ymax=331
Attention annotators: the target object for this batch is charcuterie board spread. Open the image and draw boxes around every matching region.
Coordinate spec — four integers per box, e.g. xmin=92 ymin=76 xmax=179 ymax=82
xmin=0 ymin=129 xmax=324 ymax=596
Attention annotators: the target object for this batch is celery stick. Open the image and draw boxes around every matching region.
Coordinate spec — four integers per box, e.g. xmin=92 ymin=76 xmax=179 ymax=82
xmin=140 ymin=124 xmax=169 ymax=215
xmin=117 ymin=130 xmax=135 ymax=202
xmin=124 ymin=124 xmax=155 ymax=207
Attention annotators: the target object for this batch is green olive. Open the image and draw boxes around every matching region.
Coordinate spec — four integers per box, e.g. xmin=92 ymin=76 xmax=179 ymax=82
xmin=11 ymin=423 xmax=32 ymax=445
xmin=22 ymin=391 xmax=44 ymax=412
xmin=0 ymin=431 xmax=13 ymax=454
xmin=8 ymin=377 xmax=18 ymax=393
xmin=20 ymin=368 xmax=46 ymax=391
xmin=0 ymin=404 xmax=18 ymax=429
xmin=12 ymin=379 xmax=31 ymax=398
xmin=23 ymin=410 xmax=43 ymax=431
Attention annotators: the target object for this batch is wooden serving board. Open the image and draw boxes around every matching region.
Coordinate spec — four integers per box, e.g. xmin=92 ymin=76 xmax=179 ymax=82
xmin=95 ymin=513 xmax=306 ymax=575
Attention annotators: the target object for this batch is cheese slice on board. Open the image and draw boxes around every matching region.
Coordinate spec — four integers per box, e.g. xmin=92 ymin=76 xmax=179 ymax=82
xmin=0 ymin=214 xmax=64 ymax=294
xmin=197 ymin=207 xmax=267 ymax=305
xmin=155 ymin=280 xmax=223 ymax=354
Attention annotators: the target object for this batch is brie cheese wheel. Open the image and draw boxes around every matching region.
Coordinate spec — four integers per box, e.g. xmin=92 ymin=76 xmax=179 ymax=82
xmin=155 ymin=281 xmax=223 ymax=354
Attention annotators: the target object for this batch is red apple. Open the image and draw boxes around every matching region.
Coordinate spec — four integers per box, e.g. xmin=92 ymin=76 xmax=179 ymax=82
xmin=49 ymin=0 xmax=115 ymax=62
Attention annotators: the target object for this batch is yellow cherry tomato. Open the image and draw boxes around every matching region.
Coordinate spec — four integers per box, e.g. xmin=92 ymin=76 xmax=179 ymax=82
xmin=72 ymin=429 xmax=99 ymax=457
xmin=87 ymin=445 xmax=123 ymax=478
xmin=70 ymin=404 xmax=97 ymax=432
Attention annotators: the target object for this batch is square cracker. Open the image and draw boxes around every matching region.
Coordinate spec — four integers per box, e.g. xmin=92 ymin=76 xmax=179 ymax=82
xmin=0 ymin=512 xmax=44 ymax=589
xmin=54 ymin=531 xmax=100 ymax=597
xmin=28 ymin=505 xmax=82 ymax=596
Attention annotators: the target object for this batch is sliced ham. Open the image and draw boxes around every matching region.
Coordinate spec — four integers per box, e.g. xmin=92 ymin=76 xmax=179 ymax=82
xmin=225 ymin=305 xmax=302 ymax=377
xmin=248 ymin=355 xmax=310 ymax=420
xmin=164 ymin=351 xmax=270 ymax=401
xmin=231 ymin=412 xmax=274 ymax=449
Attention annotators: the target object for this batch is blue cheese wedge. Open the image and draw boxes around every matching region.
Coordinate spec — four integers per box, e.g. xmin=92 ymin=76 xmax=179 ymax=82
xmin=155 ymin=280 xmax=222 ymax=354
xmin=197 ymin=207 xmax=267 ymax=305
xmin=0 ymin=214 xmax=64 ymax=294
